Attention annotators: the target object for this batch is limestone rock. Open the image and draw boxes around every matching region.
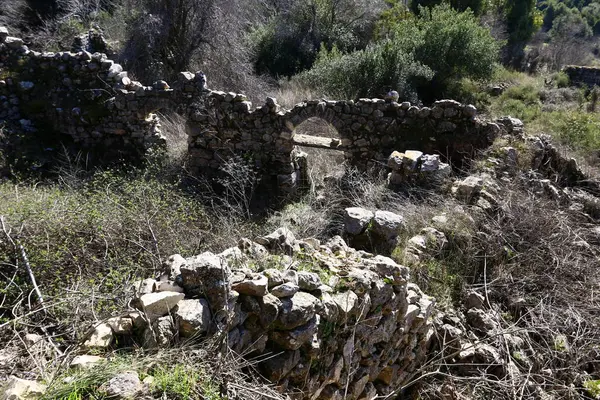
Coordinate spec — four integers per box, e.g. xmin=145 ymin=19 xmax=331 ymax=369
xmin=163 ymin=254 xmax=186 ymax=279
xmin=154 ymin=281 xmax=184 ymax=293
xmin=256 ymin=228 xmax=298 ymax=254
xmin=387 ymin=151 xmax=404 ymax=170
xmin=142 ymin=316 xmax=174 ymax=348
xmin=238 ymin=238 xmax=269 ymax=259
xmin=465 ymin=291 xmax=485 ymax=310
xmin=466 ymin=308 xmax=498 ymax=334
xmin=260 ymin=350 xmax=300 ymax=381
xmin=420 ymin=154 xmax=440 ymax=172
xmin=270 ymin=317 xmax=318 ymax=350
xmin=402 ymin=150 xmax=423 ymax=171
xmin=70 ymin=355 xmax=104 ymax=369
xmin=263 ymin=268 xmax=284 ymax=288
xmin=99 ymin=371 xmax=143 ymax=400
xmin=133 ymin=292 xmax=184 ymax=321
xmin=5 ymin=37 xmax=24 ymax=49
xmin=344 ymin=207 xmax=374 ymax=235
xmin=275 ymin=292 xmax=319 ymax=330
xmin=297 ymin=271 xmax=321 ymax=291
xmin=106 ymin=317 xmax=133 ymax=335
xmin=232 ymin=275 xmax=268 ymax=296
xmin=372 ymin=210 xmax=405 ymax=242
xmin=331 ymin=290 xmax=359 ymax=321
xmin=175 ymin=299 xmax=211 ymax=337
xmin=84 ymin=323 xmax=113 ymax=348
xmin=363 ymin=255 xmax=409 ymax=285
xmin=454 ymin=176 xmax=483 ymax=203
xmin=107 ymin=63 xmax=123 ymax=78
xmin=219 ymin=246 xmax=247 ymax=265
xmin=271 ymin=282 xmax=300 ymax=298
xmin=130 ymin=278 xmax=156 ymax=296
xmin=180 ymin=252 xmax=230 ymax=312
xmin=1 ymin=376 xmax=46 ymax=400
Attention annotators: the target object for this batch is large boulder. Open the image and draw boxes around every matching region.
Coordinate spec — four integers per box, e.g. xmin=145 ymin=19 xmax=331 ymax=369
xmin=343 ymin=207 xmax=374 ymax=235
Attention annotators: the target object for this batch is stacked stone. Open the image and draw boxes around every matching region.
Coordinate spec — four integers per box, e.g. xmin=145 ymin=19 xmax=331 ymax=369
xmin=386 ymin=150 xmax=451 ymax=185
xmin=83 ymin=228 xmax=435 ymax=400
xmin=0 ymin=26 xmax=167 ymax=156
xmin=563 ymin=65 xmax=600 ymax=87
xmin=185 ymin=92 xmax=303 ymax=191
xmin=1 ymin=25 xmax=503 ymax=193
xmin=184 ymin=94 xmax=499 ymax=192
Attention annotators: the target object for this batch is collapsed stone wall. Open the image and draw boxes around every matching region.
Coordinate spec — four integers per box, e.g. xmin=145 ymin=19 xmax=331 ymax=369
xmin=1 ymin=26 xmax=499 ymax=190
xmin=564 ymin=65 xmax=600 ymax=87
xmin=0 ymin=28 xmax=167 ymax=158
xmin=84 ymin=229 xmax=435 ymax=400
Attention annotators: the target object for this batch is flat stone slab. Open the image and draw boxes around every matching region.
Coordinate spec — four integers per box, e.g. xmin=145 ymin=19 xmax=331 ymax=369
xmin=293 ymin=134 xmax=342 ymax=149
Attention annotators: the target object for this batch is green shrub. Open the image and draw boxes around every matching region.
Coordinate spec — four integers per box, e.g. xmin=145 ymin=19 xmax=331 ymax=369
xmin=584 ymin=380 xmax=600 ymax=398
xmin=492 ymin=84 xmax=542 ymax=122
xmin=301 ymin=4 xmax=500 ymax=100
xmin=444 ymin=78 xmax=491 ymax=111
xmin=554 ymin=71 xmax=570 ymax=88
xmin=295 ymin=42 xmax=433 ymax=100
xmin=544 ymin=111 xmax=600 ymax=152
xmin=251 ymin=0 xmax=376 ymax=77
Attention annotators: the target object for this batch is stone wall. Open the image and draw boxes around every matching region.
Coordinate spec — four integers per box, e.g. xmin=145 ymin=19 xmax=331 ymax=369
xmin=86 ymin=229 xmax=435 ymax=400
xmin=0 ymin=28 xmax=167 ymax=159
xmin=1 ymin=26 xmax=500 ymax=190
xmin=564 ymin=65 xmax=600 ymax=87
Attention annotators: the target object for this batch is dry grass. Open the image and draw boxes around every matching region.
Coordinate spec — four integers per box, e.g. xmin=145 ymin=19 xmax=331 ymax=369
xmin=272 ymin=80 xmax=325 ymax=110
xmin=408 ymin=174 xmax=600 ymax=399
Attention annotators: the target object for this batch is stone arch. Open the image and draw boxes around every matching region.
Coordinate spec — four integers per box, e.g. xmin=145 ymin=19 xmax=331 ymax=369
xmin=1 ymin=26 xmax=500 ymax=194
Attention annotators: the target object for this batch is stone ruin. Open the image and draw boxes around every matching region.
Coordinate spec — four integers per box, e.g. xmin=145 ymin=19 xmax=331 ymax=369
xmin=564 ymin=65 xmax=600 ymax=88
xmin=0 ymin=26 xmax=509 ymax=192
xmin=81 ymin=229 xmax=434 ymax=400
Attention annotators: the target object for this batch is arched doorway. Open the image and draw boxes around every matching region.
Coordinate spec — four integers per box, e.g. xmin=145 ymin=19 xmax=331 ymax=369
xmin=292 ymin=117 xmax=346 ymax=188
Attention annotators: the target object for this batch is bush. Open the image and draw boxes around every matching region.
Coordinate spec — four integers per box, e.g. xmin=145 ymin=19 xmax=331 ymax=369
xmin=444 ymin=77 xmax=491 ymax=111
xmin=121 ymin=0 xmax=216 ymax=82
xmin=409 ymin=5 xmax=501 ymax=98
xmin=544 ymin=111 xmax=600 ymax=153
xmin=0 ymin=166 xmax=209 ymax=334
xmin=492 ymin=84 xmax=542 ymax=122
xmin=250 ymin=0 xmax=382 ymax=78
xmin=295 ymin=42 xmax=433 ymax=100
xmin=306 ymin=4 xmax=500 ymax=101
xmin=554 ymin=71 xmax=570 ymax=88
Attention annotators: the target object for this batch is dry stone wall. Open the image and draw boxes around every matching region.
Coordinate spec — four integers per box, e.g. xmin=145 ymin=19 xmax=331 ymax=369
xmin=564 ymin=65 xmax=600 ymax=87
xmin=1 ymin=26 xmax=500 ymax=190
xmin=86 ymin=229 xmax=435 ymax=400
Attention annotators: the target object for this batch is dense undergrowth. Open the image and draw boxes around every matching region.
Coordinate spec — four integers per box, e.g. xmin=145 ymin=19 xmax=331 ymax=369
xmin=2 ymin=109 xmax=600 ymax=398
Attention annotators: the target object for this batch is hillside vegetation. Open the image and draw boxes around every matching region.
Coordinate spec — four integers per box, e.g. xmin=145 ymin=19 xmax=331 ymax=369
xmin=1 ymin=0 xmax=600 ymax=400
